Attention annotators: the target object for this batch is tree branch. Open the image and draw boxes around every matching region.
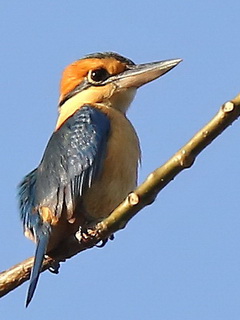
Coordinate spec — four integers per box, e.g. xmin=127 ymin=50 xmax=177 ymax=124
xmin=1 ymin=93 xmax=240 ymax=298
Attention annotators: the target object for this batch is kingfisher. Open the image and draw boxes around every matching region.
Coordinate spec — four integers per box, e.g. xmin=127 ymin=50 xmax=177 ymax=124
xmin=18 ymin=52 xmax=181 ymax=306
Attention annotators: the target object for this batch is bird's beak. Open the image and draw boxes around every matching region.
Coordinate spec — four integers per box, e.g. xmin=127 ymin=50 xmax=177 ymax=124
xmin=110 ymin=58 xmax=182 ymax=89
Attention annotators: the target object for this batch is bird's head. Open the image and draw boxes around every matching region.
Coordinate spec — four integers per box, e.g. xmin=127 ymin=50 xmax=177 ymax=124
xmin=57 ymin=52 xmax=182 ymax=129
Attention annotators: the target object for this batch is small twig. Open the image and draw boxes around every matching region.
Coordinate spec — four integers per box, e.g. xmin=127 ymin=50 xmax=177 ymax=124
xmin=0 ymin=93 xmax=239 ymax=298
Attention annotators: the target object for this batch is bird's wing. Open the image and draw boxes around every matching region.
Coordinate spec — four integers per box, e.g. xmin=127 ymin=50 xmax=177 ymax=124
xmin=18 ymin=105 xmax=110 ymax=306
xmin=34 ymin=104 xmax=111 ymax=219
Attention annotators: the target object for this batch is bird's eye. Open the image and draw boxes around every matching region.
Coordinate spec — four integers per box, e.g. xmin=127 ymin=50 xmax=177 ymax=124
xmin=88 ymin=68 xmax=110 ymax=84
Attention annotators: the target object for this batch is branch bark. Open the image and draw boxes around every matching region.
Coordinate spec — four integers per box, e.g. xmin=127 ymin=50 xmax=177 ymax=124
xmin=1 ymin=93 xmax=240 ymax=298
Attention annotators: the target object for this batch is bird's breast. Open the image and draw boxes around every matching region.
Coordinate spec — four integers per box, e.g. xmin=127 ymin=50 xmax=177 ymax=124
xmin=82 ymin=107 xmax=140 ymax=220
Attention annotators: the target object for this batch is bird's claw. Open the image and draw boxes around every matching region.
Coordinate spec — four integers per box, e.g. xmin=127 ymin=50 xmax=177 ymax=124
xmin=75 ymin=225 xmax=98 ymax=245
xmin=95 ymin=238 xmax=108 ymax=248
xmin=95 ymin=233 xmax=115 ymax=247
xmin=48 ymin=260 xmax=61 ymax=274
xmin=76 ymin=226 xmax=114 ymax=248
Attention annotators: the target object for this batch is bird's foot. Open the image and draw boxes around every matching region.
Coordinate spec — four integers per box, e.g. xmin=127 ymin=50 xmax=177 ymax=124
xmin=76 ymin=225 xmax=114 ymax=248
xmin=48 ymin=259 xmax=61 ymax=274
xmin=96 ymin=233 xmax=115 ymax=247
xmin=75 ymin=225 xmax=98 ymax=247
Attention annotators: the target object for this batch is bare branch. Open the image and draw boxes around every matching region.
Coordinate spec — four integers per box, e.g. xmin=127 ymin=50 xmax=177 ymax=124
xmin=1 ymin=93 xmax=239 ymax=298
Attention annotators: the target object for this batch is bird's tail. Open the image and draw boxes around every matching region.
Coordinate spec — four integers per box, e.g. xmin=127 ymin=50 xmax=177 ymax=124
xmin=26 ymin=222 xmax=51 ymax=307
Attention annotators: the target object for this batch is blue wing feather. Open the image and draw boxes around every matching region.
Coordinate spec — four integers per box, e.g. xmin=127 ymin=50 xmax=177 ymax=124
xmin=18 ymin=105 xmax=110 ymax=306
xmin=18 ymin=169 xmax=37 ymax=232
xmin=34 ymin=105 xmax=110 ymax=218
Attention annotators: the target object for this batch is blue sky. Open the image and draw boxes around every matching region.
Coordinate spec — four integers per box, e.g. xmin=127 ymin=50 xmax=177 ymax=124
xmin=0 ymin=1 xmax=240 ymax=319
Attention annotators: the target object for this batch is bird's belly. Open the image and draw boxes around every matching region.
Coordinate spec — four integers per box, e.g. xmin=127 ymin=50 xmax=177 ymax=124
xmin=82 ymin=113 xmax=140 ymax=220
xmin=82 ymin=163 xmax=136 ymax=220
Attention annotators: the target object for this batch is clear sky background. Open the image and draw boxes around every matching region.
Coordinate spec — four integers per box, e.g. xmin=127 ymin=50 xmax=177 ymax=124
xmin=0 ymin=1 xmax=240 ymax=319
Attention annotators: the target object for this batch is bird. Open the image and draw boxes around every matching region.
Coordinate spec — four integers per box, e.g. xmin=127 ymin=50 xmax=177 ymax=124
xmin=18 ymin=52 xmax=181 ymax=306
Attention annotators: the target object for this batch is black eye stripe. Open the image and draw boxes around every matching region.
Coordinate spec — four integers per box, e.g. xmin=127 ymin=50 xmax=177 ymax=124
xmin=59 ymin=68 xmax=110 ymax=107
xmin=59 ymin=79 xmax=90 ymax=107
xmin=90 ymin=68 xmax=110 ymax=83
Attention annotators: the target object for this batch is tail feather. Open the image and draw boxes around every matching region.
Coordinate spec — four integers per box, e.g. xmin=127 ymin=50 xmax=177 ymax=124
xmin=26 ymin=223 xmax=51 ymax=307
